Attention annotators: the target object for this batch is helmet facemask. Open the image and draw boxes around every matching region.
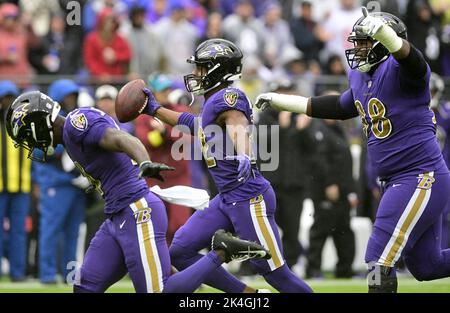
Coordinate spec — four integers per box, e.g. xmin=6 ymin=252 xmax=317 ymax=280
xmin=345 ymin=35 xmax=389 ymax=73
xmin=184 ymin=58 xmax=237 ymax=96
xmin=346 ymin=12 xmax=407 ymax=73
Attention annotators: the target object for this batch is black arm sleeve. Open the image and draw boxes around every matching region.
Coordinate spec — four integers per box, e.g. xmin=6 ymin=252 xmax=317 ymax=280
xmin=310 ymin=95 xmax=358 ymax=120
xmin=397 ymin=44 xmax=427 ymax=79
xmin=397 ymin=44 xmax=428 ymax=91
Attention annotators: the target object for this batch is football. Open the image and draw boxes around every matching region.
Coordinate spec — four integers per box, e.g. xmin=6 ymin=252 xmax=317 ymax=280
xmin=115 ymin=79 xmax=148 ymax=122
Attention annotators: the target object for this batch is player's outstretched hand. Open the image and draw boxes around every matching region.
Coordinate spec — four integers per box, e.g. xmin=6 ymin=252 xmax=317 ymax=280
xmin=139 ymin=161 xmax=175 ymax=181
xmin=355 ymin=7 xmax=403 ymax=53
xmin=254 ymin=93 xmax=274 ymax=111
xmin=225 ymin=154 xmax=253 ymax=183
xmin=142 ymin=88 xmax=161 ymax=116
xmin=355 ymin=7 xmax=385 ymax=38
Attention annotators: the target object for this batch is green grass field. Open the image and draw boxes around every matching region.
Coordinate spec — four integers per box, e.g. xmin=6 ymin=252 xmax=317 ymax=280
xmin=0 ymin=276 xmax=449 ymax=293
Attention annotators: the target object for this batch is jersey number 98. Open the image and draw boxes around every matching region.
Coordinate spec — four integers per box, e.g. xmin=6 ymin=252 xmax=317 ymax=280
xmin=355 ymin=98 xmax=392 ymax=139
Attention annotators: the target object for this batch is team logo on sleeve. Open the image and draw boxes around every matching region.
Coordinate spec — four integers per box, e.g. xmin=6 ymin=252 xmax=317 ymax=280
xmin=224 ymin=91 xmax=238 ymax=107
xmin=70 ymin=113 xmax=88 ymax=131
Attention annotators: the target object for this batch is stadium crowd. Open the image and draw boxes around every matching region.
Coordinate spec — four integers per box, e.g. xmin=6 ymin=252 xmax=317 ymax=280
xmin=0 ymin=0 xmax=450 ymax=284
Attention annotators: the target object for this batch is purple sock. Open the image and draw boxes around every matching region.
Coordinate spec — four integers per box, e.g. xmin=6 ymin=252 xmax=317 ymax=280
xmin=264 ymin=264 xmax=313 ymax=293
xmin=162 ymin=251 xmax=223 ymax=293
xmin=170 ymin=243 xmax=247 ymax=292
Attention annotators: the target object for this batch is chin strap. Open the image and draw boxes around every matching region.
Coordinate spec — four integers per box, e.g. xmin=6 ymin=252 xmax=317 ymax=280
xmin=188 ymin=92 xmax=195 ymax=107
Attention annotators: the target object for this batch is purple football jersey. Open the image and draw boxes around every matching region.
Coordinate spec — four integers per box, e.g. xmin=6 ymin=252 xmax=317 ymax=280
xmin=199 ymin=87 xmax=270 ymax=203
xmin=63 ymin=107 xmax=148 ymax=213
xmin=435 ymin=101 xmax=450 ymax=169
xmin=340 ymin=56 xmax=446 ymax=180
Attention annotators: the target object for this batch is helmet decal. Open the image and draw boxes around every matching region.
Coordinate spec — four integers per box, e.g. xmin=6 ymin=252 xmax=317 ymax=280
xmin=11 ymin=102 xmax=30 ymax=137
xmin=198 ymin=44 xmax=233 ymax=59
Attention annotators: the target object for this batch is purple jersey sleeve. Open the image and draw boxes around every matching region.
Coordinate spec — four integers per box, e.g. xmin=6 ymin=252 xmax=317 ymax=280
xmin=66 ymin=109 xmax=117 ymax=148
xmin=82 ymin=119 xmax=113 ymax=147
xmin=212 ymin=88 xmax=252 ymax=121
xmin=339 ymin=88 xmax=357 ymax=116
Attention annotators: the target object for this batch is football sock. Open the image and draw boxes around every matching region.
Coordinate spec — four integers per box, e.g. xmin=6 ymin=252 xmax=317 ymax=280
xmin=169 ymin=243 xmax=247 ymax=292
xmin=163 ymin=251 xmax=222 ymax=293
xmin=263 ymin=264 xmax=313 ymax=293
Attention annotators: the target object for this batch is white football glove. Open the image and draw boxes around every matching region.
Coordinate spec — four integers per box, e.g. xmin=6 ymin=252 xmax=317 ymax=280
xmin=254 ymin=93 xmax=273 ymax=111
xmin=356 ymin=7 xmax=385 ymax=38
xmin=355 ymin=7 xmax=403 ymax=53
xmin=254 ymin=92 xmax=309 ymax=114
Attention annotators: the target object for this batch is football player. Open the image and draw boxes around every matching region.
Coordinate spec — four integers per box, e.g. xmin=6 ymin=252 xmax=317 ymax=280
xmin=255 ymin=7 xmax=450 ymax=293
xmin=5 ymin=91 xmax=270 ymax=293
xmin=140 ymin=38 xmax=312 ymax=293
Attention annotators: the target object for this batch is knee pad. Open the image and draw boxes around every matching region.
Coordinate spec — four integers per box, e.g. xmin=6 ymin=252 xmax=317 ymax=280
xmin=368 ymin=265 xmax=398 ymax=293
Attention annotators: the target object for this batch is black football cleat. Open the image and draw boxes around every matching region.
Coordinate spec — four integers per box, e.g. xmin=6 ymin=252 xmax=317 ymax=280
xmin=211 ymin=229 xmax=271 ymax=263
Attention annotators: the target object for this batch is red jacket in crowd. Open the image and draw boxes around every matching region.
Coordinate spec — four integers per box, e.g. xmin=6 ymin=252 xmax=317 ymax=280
xmin=83 ymin=8 xmax=131 ymax=78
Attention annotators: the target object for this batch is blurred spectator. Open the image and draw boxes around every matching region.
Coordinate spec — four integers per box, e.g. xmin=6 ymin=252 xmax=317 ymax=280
xmin=219 ymin=0 xmax=271 ymax=17
xmin=183 ymin=0 xmax=208 ymax=37
xmin=430 ymin=0 xmax=450 ymax=24
xmin=154 ymin=3 xmax=198 ymax=75
xmin=260 ymin=2 xmax=296 ymax=70
xmin=237 ymin=55 xmax=269 ymax=101
xmin=122 ymin=5 xmax=165 ymax=80
xmin=222 ymin=0 xmax=265 ymax=59
xmin=135 ymin=73 xmax=192 ymax=244
xmin=319 ymin=0 xmax=361 ymax=68
xmin=316 ymin=54 xmax=348 ymax=94
xmin=405 ymin=0 xmax=442 ymax=72
xmin=307 ymin=0 xmax=341 ymax=22
xmin=34 ymin=79 xmax=86 ymax=284
xmin=290 ymin=1 xmax=324 ymax=62
xmin=0 ymin=3 xmax=32 ymax=86
xmin=198 ymin=11 xmax=224 ymax=44
xmin=94 ymin=84 xmax=134 ymax=133
xmin=307 ymin=110 xmax=357 ymax=279
xmin=19 ymin=0 xmax=60 ymax=37
xmin=145 ymin=0 xmax=169 ymax=24
xmin=258 ymin=80 xmax=316 ymax=269
xmin=83 ymin=0 xmax=128 ymax=33
xmin=28 ymin=11 xmax=82 ymax=74
xmin=83 ymin=7 xmax=131 ymax=81
xmin=197 ymin=0 xmax=220 ymax=14
xmin=431 ymin=0 xmax=450 ymax=75
xmin=325 ymin=54 xmax=346 ymax=76
xmin=275 ymin=46 xmax=320 ymax=97
xmin=362 ymin=0 xmax=399 ymax=17
xmin=0 ymin=80 xmax=31 ymax=281
xmin=356 ymin=136 xmax=380 ymax=222
xmin=429 ymin=72 xmax=450 ymax=248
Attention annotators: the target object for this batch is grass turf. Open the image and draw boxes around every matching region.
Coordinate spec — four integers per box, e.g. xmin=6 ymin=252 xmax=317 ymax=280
xmin=0 ymin=276 xmax=449 ymax=293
